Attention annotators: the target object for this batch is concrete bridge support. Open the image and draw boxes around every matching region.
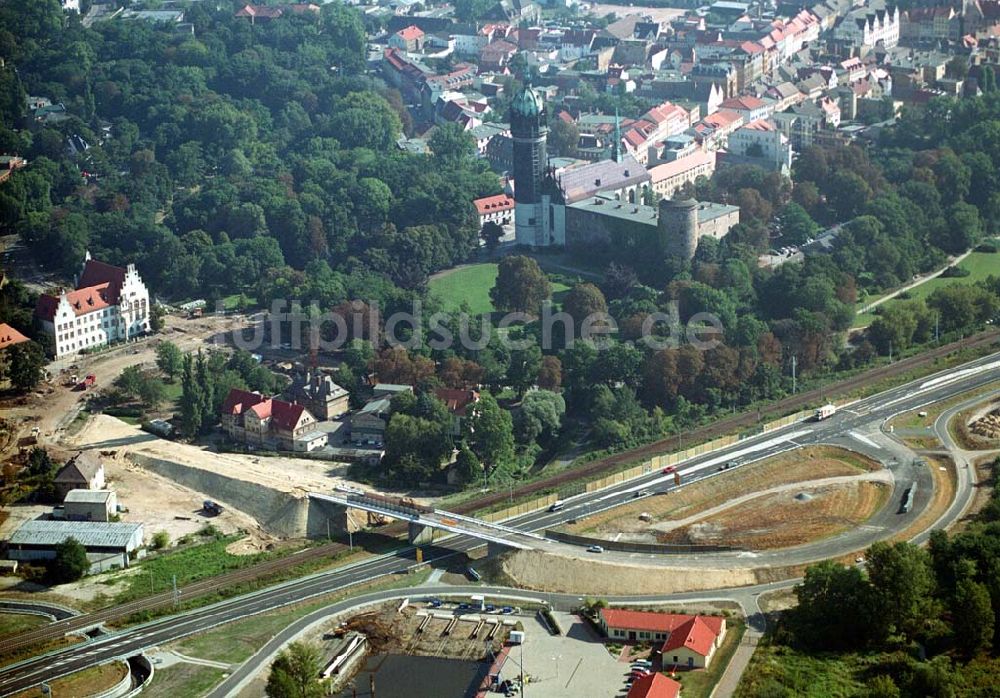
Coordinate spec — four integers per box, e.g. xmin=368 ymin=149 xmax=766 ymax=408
xmin=305 ymin=497 xmax=353 ymax=540
xmin=408 ymin=521 xmax=436 ymax=545
xmin=487 ymin=541 xmax=515 ymax=558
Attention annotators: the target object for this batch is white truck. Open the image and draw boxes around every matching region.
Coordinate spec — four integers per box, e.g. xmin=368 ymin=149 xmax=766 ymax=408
xmin=814 ymin=404 xmax=837 ymax=421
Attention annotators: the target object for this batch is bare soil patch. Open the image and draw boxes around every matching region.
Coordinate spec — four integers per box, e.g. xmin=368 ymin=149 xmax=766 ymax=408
xmin=565 ymin=446 xmax=880 ymax=542
xmin=658 ymin=480 xmax=890 ymax=550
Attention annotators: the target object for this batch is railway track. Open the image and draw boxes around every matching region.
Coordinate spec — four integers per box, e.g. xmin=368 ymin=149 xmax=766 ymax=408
xmin=2 ymin=329 xmax=996 ymax=657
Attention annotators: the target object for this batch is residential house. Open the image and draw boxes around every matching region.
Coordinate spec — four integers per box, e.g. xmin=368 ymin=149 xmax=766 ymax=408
xmin=0 ymin=323 xmax=29 ymax=352
xmin=390 ymin=25 xmax=426 ymax=52
xmin=35 ymin=252 xmax=151 ymax=358
xmin=54 ymin=451 xmax=106 ymax=500
xmin=718 ymin=95 xmax=772 ymax=123
xmin=600 ymin=608 xmax=728 ymax=669
xmin=475 ymin=193 xmax=515 ymax=227
xmin=434 ymin=388 xmax=480 ymax=437
xmin=287 ymin=372 xmax=350 ymax=421
xmin=220 ymin=388 xmax=324 ymax=452
xmin=627 ymin=674 xmax=682 ymax=698
xmin=726 ymin=119 xmax=793 ymax=172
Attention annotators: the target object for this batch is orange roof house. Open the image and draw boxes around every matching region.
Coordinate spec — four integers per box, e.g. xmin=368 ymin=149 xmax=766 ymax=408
xmin=0 ymin=323 xmax=29 ymax=351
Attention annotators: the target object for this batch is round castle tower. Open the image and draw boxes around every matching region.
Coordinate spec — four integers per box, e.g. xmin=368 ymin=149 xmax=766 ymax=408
xmin=658 ymin=197 xmax=699 ymax=262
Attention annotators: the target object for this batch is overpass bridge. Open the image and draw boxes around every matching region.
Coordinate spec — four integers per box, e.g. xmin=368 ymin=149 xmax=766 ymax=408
xmin=309 ymin=489 xmax=547 ymax=551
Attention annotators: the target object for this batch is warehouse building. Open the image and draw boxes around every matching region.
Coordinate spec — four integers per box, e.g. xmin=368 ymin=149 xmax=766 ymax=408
xmin=63 ymin=490 xmax=117 ymax=522
xmin=7 ymin=520 xmax=144 ymax=574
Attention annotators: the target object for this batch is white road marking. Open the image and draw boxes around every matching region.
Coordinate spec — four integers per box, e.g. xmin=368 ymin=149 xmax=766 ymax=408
xmin=849 ymin=431 xmax=879 ymax=448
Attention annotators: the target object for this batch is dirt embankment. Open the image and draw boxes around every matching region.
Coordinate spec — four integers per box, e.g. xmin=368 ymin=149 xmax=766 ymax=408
xmin=501 ymin=550 xmax=756 ymax=595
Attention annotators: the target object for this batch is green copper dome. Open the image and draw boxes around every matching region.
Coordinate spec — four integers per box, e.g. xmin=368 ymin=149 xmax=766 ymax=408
xmin=511 ymin=84 xmax=544 ymax=118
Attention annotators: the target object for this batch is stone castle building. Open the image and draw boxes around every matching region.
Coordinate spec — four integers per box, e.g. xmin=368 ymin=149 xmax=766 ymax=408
xmin=509 ymin=83 xmax=739 ymax=262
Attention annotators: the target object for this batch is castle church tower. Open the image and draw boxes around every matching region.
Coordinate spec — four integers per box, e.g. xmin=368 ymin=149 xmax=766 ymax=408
xmin=510 ymin=83 xmax=549 ymax=247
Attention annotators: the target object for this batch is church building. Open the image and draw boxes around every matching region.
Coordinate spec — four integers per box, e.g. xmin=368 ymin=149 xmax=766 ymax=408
xmin=509 ymin=84 xmax=740 ymax=262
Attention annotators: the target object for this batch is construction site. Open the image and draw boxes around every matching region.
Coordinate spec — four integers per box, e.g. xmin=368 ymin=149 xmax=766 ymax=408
xmin=305 ymin=599 xmax=519 ymax=697
xmin=559 ymin=446 xmax=887 ymax=551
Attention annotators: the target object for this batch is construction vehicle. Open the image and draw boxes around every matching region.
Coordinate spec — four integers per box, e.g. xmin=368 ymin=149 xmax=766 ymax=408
xmin=202 ymin=500 xmax=224 ymax=516
xmin=75 ymin=374 xmax=96 ymax=391
xmin=814 ymin=403 xmax=837 ymax=421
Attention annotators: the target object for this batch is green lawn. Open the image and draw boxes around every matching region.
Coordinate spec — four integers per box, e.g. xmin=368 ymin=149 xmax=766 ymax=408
xmin=115 ymin=535 xmax=268 ymax=604
xmin=429 ymin=263 xmax=500 ymax=315
xmin=429 ymin=262 xmax=572 ymax=315
xmin=142 ymin=664 xmax=227 ymax=698
xmin=853 ymin=251 xmax=1000 ymax=328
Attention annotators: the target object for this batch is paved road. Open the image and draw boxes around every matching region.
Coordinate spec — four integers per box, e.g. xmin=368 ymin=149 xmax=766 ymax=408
xmin=1 ymin=352 xmax=997 ymax=696
xmin=207 ymin=581 xmax=781 ymax=698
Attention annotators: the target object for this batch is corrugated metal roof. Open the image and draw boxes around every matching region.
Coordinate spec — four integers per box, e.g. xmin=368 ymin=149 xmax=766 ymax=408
xmin=64 ymin=490 xmax=114 ymax=504
xmin=9 ymin=520 xmax=142 ymax=549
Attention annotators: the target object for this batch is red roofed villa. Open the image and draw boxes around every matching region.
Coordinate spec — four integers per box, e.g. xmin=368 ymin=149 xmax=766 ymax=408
xmin=221 ymin=388 xmax=325 ymax=452
xmin=474 ymin=193 xmax=515 ymax=227
xmin=600 ymin=608 xmax=727 ymax=669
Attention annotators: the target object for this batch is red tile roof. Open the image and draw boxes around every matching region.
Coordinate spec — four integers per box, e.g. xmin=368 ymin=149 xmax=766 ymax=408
xmin=434 ymin=388 xmax=480 ymax=416
xmin=627 ymin=674 xmax=681 ymax=698
xmin=661 ymin=616 xmax=719 ymax=657
xmin=743 ymin=118 xmax=775 ymax=131
xmin=36 ymin=283 xmax=116 ymax=320
xmin=0 ymin=323 xmax=29 ymax=351
xmin=474 ymin=194 xmax=514 ymax=215
xmin=222 ymin=388 xmax=267 ymax=416
xmin=720 ymin=95 xmax=766 ymax=111
xmin=601 ymin=608 xmax=724 ymax=635
xmin=270 ymin=399 xmax=308 ymax=431
xmin=396 ymin=25 xmax=424 ymax=41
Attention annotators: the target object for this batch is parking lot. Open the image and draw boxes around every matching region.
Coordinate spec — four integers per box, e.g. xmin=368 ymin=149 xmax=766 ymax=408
xmin=512 ymin=611 xmax=630 ymax=697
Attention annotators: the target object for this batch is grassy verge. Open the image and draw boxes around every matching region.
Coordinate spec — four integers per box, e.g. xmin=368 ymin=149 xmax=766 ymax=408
xmin=676 ymin=620 xmax=746 ymax=698
xmin=172 ymin=569 xmax=432 ymax=665
xmin=853 ymin=251 xmax=999 ymax=328
xmin=111 ymin=534 xmax=268 ymax=604
xmin=142 ymin=663 xmax=227 ymax=698
xmin=0 ymin=635 xmax=84 ymax=669
xmin=9 ymin=661 xmax=128 ymax=698
xmin=0 ymin=613 xmax=48 ymax=640
xmin=734 ymin=637 xmax=869 ymax=697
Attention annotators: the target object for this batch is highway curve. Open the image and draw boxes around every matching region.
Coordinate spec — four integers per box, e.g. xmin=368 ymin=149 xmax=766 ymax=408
xmin=0 ymin=334 xmax=996 ymax=661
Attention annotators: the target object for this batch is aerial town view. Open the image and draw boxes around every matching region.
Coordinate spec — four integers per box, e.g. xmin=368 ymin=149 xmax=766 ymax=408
xmin=0 ymin=0 xmax=1000 ymax=695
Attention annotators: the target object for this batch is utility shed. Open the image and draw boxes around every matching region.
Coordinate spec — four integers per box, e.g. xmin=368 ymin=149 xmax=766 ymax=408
xmin=64 ymin=489 xmax=117 ymax=522
xmin=7 ymin=520 xmax=144 ymax=572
